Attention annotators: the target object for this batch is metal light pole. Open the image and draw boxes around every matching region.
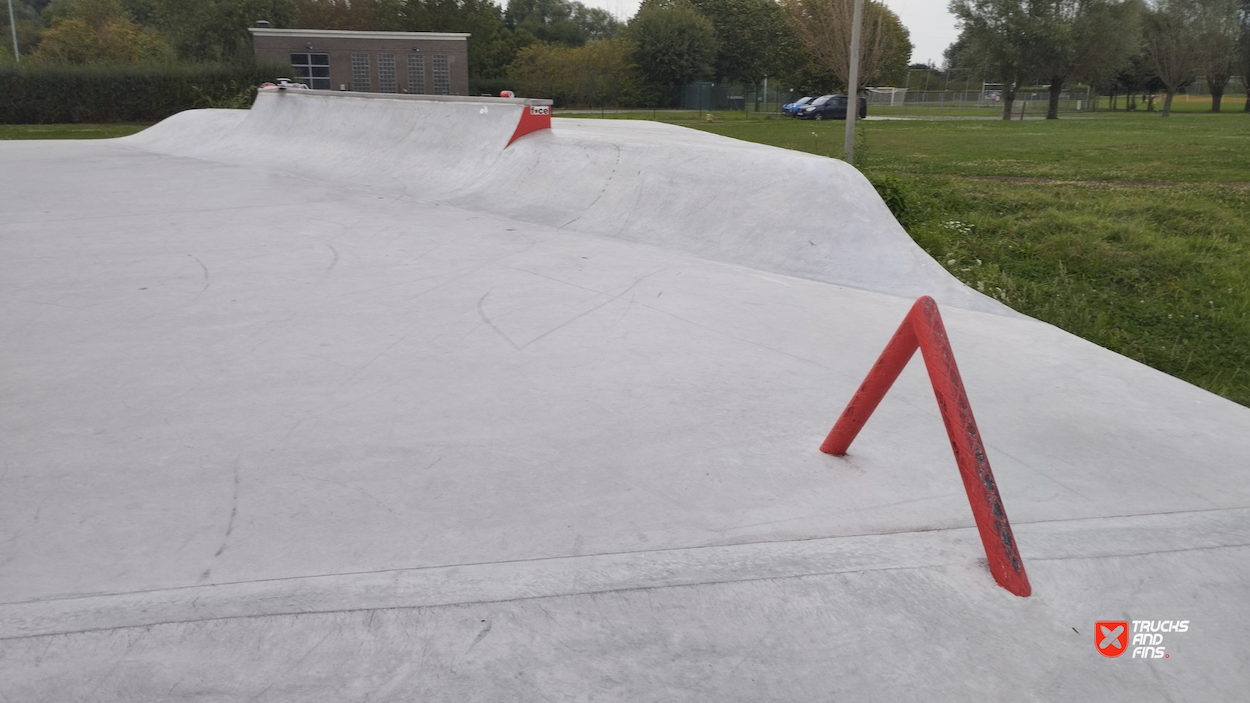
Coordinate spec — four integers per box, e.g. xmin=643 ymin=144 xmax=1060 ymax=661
xmin=843 ymin=0 xmax=863 ymax=163
xmin=7 ymin=0 xmax=19 ymax=62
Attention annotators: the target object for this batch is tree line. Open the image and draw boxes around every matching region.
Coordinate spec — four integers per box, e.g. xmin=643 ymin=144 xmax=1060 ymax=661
xmin=948 ymin=0 xmax=1250 ymax=118
xmin=2 ymin=0 xmax=919 ymax=107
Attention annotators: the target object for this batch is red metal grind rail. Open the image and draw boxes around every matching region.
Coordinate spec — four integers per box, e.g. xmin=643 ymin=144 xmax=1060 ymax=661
xmin=821 ymin=296 xmax=1031 ymax=597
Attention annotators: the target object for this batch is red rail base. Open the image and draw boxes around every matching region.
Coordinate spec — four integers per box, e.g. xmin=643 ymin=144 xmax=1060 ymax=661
xmin=821 ymin=296 xmax=1031 ymax=597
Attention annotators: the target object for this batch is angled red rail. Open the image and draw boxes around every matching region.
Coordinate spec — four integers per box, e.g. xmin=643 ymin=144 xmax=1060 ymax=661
xmin=821 ymin=296 xmax=1031 ymax=597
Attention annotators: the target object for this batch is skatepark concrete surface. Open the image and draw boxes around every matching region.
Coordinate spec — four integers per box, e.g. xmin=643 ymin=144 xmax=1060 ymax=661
xmin=1 ymin=91 xmax=1247 ymax=700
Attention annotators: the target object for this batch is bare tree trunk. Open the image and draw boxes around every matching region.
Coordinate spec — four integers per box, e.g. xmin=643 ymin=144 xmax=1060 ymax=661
xmin=1244 ymin=88 xmax=1250 ymax=112
xmin=1047 ymin=77 xmax=1064 ymax=119
xmin=1206 ymin=73 xmax=1231 ymax=112
xmin=1162 ymin=89 xmax=1175 ymax=116
xmin=1001 ymin=84 xmax=1017 ymax=120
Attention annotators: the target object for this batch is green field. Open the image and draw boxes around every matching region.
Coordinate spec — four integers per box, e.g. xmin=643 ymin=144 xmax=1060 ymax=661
xmin=6 ymin=112 xmax=1249 ymax=406
xmin=0 ymin=123 xmax=150 ymax=140
xmin=694 ymin=111 xmax=1250 ymax=182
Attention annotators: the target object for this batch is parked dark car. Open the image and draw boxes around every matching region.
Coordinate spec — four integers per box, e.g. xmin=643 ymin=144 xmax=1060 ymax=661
xmin=797 ymin=94 xmax=867 ymax=120
xmin=781 ymin=96 xmax=814 ymax=117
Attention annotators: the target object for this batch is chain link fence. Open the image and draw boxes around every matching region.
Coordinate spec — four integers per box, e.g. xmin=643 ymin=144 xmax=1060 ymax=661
xmin=558 ymin=77 xmax=1248 ymax=115
xmin=678 ymin=82 xmax=808 ymax=113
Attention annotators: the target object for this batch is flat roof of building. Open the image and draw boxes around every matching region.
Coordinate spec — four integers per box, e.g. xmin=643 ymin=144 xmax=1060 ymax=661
xmin=248 ymin=27 xmax=470 ymax=41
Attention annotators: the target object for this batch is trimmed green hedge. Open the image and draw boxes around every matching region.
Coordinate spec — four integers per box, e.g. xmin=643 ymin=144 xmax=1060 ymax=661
xmin=0 ymin=62 xmax=292 ymax=124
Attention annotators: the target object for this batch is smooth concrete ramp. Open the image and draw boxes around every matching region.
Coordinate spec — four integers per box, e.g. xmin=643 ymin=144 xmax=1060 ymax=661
xmin=124 ymin=91 xmax=1000 ymax=313
xmin=2 ymin=94 xmax=1248 ymax=700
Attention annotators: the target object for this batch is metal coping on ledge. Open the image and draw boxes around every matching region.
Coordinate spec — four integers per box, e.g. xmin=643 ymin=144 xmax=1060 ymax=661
xmin=270 ymin=90 xmax=553 ymax=107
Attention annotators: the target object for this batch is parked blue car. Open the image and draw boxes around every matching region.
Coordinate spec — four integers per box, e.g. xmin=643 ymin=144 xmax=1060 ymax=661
xmin=797 ymin=94 xmax=868 ymax=120
xmin=781 ymin=96 xmax=814 ymax=117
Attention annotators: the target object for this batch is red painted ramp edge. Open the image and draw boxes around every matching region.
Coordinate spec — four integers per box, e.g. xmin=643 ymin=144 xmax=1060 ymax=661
xmin=507 ymin=104 xmax=552 ymax=146
xmin=821 ymin=296 xmax=1031 ymax=597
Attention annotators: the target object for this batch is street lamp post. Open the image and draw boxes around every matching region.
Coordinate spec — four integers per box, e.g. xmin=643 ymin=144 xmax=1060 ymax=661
xmin=7 ymin=0 xmax=19 ymax=62
xmin=843 ymin=0 xmax=863 ymax=163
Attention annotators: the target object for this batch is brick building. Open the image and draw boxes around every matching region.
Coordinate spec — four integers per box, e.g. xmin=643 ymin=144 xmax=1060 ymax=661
xmin=249 ymin=27 xmax=470 ymax=95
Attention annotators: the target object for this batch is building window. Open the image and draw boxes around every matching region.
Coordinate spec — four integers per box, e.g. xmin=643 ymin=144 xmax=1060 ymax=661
xmin=432 ymin=55 xmax=450 ymax=95
xmin=290 ymin=52 xmax=330 ymax=90
xmin=407 ymin=54 xmax=425 ymax=94
xmin=351 ymin=52 xmax=371 ymax=92
xmin=378 ymin=54 xmax=397 ymax=93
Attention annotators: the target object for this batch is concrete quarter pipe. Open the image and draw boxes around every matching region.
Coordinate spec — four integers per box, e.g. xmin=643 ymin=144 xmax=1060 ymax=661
xmin=1 ymin=91 xmax=1247 ymax=700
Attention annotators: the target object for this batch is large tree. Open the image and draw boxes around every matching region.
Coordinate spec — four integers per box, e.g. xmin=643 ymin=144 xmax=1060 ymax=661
xmin=290 ymin=0 xmax=406 ymax=30
xmin=506 ymin=37 xmax=639 ymax=105
xmin=1240 ymin=0 xmax=1250 ymax=111
xmin=31 ymin=0 xmax=172 ymax=63
xmin=781 ymin=0 xmax=912 ymax=95
xmin=1032 ymin=0 xmax=1142 ymax=120
xmin=686 ymin=0 xmax=803 ymax=84
xmin=1 ymin=0 xmax=44 ymax=61
xmin=415 ymin=0 xmax=521 ymax=80
xmin=1193 ymin=0 xmax=1241 ymax=111
xmin=1142 ymin=0 xmax=1201 ymax=116
xmin=399 ymin=0 xmax=520 ymax=81
xmin=949 ymin=0 xmax=1038 ymax=119
xmin=951 ymin=0 xmax=1140 ymax=120
xmin=626 ymin=0 xmax=717 ymax=92
xmin=1110 ymin=49 xmax=1165 ymax=109
xmin=153 ymin=0 xmax=296 ymax=62
xmin=505 ymin=0 xmax=619 ymax=47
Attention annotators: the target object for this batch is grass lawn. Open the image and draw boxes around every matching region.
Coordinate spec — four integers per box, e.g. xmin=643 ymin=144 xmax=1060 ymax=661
xmin=1094 ymin=93 xmax=1250 ymax=112
xmin=0 ymin=123 xmax=150 ymax=139
xmin=565 ymin=109 xmax=1250 ymax=406
xmin=678 ymin=111 xmax=1250 ymax=183
xmin=897 ymin=178 xmax=1249 ymax=406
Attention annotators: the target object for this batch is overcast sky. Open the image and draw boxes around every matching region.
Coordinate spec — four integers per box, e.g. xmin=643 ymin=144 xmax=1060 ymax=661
xmin=577 ymin=0 xmax=960 ymax=68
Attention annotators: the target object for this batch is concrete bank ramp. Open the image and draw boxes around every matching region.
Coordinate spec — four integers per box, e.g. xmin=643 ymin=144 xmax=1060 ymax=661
xmin=3 ymin=94 xmax=1248 ymax=700
xmin=124 ymin=91 xmax=1000 ymax=312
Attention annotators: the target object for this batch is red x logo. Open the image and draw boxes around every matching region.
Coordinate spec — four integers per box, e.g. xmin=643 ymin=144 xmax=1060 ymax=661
xmin=1096 ymin=621 xmax=1129 ymax=657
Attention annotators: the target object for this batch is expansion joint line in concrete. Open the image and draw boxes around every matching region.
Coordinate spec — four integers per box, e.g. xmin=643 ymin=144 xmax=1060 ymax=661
xmin=1 ymin=507 xmax=1246 ymax=641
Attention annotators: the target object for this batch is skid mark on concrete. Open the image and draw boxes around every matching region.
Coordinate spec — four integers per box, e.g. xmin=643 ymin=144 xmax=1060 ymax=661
xmin=218 ymin=460 xmax=241 ymax=555
xmin=325 ymin=243 xmax=340 ymax=274
xmin=561 ymin=143 xmax=620 ymax=228
xmin=202 ymin=458 xmax=242 ymax=581
xmin=187 ymin=254 xmax=209 ymax=297
xmin=466 ymin=619 xmax=492 ymax=654
xmin=477 ymin=290 xmax=522 ymax=351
